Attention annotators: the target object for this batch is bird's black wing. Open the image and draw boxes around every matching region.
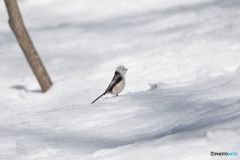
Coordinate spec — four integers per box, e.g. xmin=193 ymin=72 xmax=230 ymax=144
xmin=105 ymin=71 xmax=122 ymax=93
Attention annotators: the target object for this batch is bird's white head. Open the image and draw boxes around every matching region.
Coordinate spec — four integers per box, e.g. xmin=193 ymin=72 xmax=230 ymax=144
xmin=116 ymin=65 xmax=128 ymax=76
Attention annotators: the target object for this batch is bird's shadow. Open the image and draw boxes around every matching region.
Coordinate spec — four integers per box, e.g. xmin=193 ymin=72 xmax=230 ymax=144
xmin=11 ymin=85 xmax=42 ymax=93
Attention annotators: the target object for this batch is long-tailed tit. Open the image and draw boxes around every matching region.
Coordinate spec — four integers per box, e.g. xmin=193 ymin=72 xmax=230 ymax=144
xmin=91 ymin=65 xmax=128 ymax=104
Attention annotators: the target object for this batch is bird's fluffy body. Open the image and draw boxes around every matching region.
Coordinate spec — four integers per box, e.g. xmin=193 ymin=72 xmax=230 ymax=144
xmin=112 ymin=78 xmax=125 ymax=94
xmin=107 ymin=65 xmax=127 ymax=95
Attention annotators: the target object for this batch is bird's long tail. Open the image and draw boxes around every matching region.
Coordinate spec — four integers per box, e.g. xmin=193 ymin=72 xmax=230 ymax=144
xmin=91 ymin=92 xmax=106 ymax=104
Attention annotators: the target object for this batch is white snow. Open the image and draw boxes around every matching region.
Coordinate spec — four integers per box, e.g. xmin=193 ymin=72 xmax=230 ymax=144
xmin=1 ymin=0 xmax=240 ymax=159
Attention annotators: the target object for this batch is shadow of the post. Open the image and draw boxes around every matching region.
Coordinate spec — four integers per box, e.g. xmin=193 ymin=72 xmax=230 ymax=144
xmin=11 ymin=85 xmax=42 ymax=93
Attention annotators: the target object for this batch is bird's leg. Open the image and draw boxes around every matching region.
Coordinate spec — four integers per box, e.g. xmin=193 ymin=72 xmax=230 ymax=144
xmin=116 ymin=94 xmax=119 ymax=96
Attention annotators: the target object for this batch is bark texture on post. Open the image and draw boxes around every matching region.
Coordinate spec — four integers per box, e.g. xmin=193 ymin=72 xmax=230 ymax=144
xmin=4 ymin=0 xmax=52 ymax=93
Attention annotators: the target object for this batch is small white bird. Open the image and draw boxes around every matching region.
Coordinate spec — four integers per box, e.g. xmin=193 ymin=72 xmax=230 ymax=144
xmin=91 ymin=65 xmax=128 ymax=104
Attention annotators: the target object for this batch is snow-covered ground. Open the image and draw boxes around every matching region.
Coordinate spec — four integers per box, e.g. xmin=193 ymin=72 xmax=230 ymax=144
xmin=1 ymin=0 xmax=240 ymax=159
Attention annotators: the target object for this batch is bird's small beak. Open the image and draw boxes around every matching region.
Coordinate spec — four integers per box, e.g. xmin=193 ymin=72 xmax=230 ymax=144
xmin=126 ymin=69 xmax=128 ymax=71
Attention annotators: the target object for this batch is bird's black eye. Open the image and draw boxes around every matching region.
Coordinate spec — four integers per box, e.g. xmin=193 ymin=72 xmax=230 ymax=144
xmin=123 ymin=69 xmax=125 ymax=70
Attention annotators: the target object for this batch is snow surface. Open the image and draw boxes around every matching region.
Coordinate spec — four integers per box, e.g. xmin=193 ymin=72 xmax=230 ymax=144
xmin=1 ymin=0 xmax=240 ymax=159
